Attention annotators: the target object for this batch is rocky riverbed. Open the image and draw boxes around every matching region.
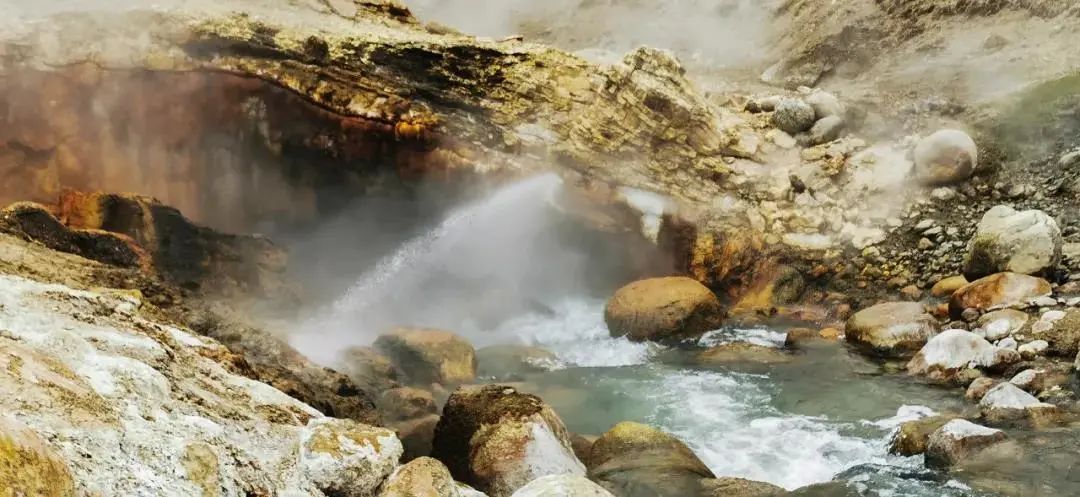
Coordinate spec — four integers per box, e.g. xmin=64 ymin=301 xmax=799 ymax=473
xmin=2 ymin=1 xmax=1080 ymax=496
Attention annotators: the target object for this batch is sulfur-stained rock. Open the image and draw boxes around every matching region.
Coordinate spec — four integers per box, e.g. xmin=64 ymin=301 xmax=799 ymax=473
xmin=845 ymin=302 xmax=938 ymax=358
xmin=949 ymin=273 xmax=1052 ymax=320
xmin=300 ymin=418 xmax=403 ymax=497
xmin=587 ymin=421 xmax=714 ymax=497
xmin=604 ymin=277 xmax=723 ymax=343
xmin=0 ymin=417 xmax=75 ymax=497
xmin=375 ymin=328 xmax=477 ymax=387
xmin=701 ymin=477 xmax=786 ymax=497
xmin=431 ymin=385 xmax=584 ymax=497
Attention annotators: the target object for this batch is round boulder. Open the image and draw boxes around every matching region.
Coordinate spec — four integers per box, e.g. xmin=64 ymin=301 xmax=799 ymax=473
xmin=771 ymin=98 xmax=816 ymax=135
xmin=925 ymin=419 xmax=1006 ymax=469
xmin=374 ymin=328 xmax=477 ymax=386
xmin=963 ymin=205 xmax=1062 ymax=279
xmin=511 ymin=474 xmax=614 ymax=497
xmin=845 ymin=302 xmax=938 ymax=358
xmin=948 ymin=273 xmax=1052 ymax=320
xmin=587 ymin=421 xmax=715 ymax=497
xmin=604 ymin=277 xmax=723 ymax=343
xmin=975 ymin=309 xmax=1029 ymax=341
xmin=913 ymin=129 xmax=978 ymax=185
xmin=431 ymin=385 xmax=585 ymax=497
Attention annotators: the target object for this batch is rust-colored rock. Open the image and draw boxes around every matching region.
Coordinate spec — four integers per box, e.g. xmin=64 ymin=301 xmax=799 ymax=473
xmin=949 ymin=272 xmax=1052 ymax=319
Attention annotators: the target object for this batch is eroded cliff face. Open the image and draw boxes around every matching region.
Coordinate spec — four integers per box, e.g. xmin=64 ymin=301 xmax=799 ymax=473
xmin=2 ymin=0 xmax=1077 ymax=315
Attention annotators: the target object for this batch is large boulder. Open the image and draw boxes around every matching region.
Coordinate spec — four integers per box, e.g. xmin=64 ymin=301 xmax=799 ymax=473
xmin=378 ymin=457 xmax=480 ymax=497
xmin=924 ymin=419 xmax=1006 ymax=469
xmin=604 ymin=277 xmax=723 ymax=343
xmin=948 ymin=273 xmax=1052 ymax=320
xmin=374 ymin=328 xmax=477 ymax=387
xmin=431 ymin=385 xmax=585 ymax=497
xmin=913 ymin=129 xmax=978 ymax=185
xmin=510 ymin=474 xmax=615 ymax=497
xmin=963 ymin=205 xmax=1062 ymax=279
xmin=0 ymin=417 xmax=75 ymax=497
xmin=907 ymin=329 xmax=1020 ymax=381
xmin=889 ymin=415 xmax=959 ymax=456
xmin=587 ymin=421 xmax=715 ymax=497
xmin=299 ymin=418 xmax=403 ymax=497
xmin=845 ymin=302 xmax=938 ymax=358
xmin=772 ymin=98 xmax=817 ymax=134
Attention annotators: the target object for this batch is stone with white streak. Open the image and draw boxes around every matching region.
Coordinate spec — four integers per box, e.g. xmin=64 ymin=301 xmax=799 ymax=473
xmin=907 ymin=330 xmax=1020 ymax=381
xmin=978 ymin=383 xmax=1057 ymax=423
xmin=924 ymin=419 xmax=1006 ymax=468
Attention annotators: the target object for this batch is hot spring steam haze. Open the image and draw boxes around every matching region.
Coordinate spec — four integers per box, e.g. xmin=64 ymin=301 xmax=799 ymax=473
xmin=292 ymin=174 xmax=619 ymax=365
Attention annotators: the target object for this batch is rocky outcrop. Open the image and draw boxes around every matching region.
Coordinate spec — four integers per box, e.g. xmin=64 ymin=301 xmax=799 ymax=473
xmin=907 ymin=329 xmax=1019 ymax=381
xmin=604 ymin=277 xmax=724 ymax=343
xmin=913 ymin=129 xmax=978 ymax=185
xmin=374 ymin=328 xmax=478 ymax=387
xmin=845 ymin=302 xmax=938 ymax=358
xmin=963 ymin=205 xmax=1062 ymax=279
xmin=0 ymin=270 xmax=394 ymax=495
xmin=0 ymin=201 xmax=144 ymax=269
xmin=1027 ymin=308 xmax=1080 ymax=356
xmin=510 ymin=474 xmax=614 ymax=497
xmin=587 ymin=421 xmax=715 ymax=497
xmin=949 ymin=273 xmax=1052 ymax=319
xmin=431 ymin=385 xmax=584 ymax=497
xmin=924 ymin=420 xmax=1006 ymax=469
xmin=188 ymin=310 xmax=380 ymax=425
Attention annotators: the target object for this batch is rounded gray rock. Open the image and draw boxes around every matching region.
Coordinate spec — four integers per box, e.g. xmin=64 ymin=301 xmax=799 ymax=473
xmin=771 ymin=98 xmax=816 ymax=135
xmin=963 ymin=205 xmax=1062 ymax=278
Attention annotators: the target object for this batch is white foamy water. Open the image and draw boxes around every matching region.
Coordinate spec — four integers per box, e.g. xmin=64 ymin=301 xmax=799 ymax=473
xmin=486 ymin=298 xmax=656 ymax=368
